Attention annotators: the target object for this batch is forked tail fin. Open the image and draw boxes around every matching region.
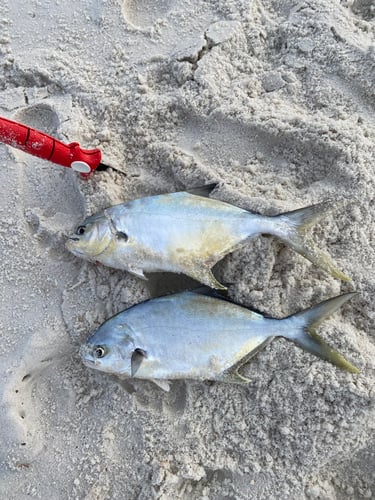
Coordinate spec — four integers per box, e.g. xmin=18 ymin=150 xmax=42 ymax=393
xmin=275 ymin=200 xmax=350 ymax=281
xmin=282 ymin=292 xmax=359 ymax=373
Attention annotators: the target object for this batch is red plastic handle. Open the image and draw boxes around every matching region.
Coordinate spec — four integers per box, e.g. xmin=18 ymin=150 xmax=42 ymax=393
xmin=0 ymin=116 xmax=102 ymax=177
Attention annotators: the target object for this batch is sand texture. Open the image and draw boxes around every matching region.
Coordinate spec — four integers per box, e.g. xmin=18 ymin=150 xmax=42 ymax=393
xmin=0 ymin=0 xmax=374 ymax=498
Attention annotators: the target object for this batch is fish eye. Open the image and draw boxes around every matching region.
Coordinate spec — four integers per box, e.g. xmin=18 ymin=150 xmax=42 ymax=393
xmin=93 ymin=346 xmax=106 ymax=358
xmin=76 ymin=225 xmax=86 ymax=236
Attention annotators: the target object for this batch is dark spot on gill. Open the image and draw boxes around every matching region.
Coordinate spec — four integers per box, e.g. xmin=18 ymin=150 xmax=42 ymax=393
xmin=135 ymin=348 xmax=147 ymax=358
xmin=116 ymin=231 xmax=128 ymax=242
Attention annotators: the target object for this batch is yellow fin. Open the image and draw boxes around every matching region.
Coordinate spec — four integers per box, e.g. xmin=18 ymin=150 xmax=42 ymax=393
xmin=276 ymin=200 xmax=350 ymax=281
xmin=188 ymin=266 xmax=227 ymax=290
xmin=286 ymin=293 xmax=360 ymax=373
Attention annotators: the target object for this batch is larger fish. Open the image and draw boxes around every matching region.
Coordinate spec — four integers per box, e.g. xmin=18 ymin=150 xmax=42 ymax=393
xmin=80 ymin=289 xmax=359 ymax=389
xmin=66 ymin=185 xmax=349 ymax=289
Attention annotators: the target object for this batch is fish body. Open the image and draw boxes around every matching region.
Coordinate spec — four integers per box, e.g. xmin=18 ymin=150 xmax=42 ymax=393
xmin=67 ymin=186 xmax=349 ymax=288
xmin=80 ymin=290 xmax=359 ymax=387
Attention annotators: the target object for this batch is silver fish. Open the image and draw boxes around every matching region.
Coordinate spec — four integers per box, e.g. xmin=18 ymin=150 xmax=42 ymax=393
xmin=80 ymin=289 xmax=359 ymax=390
xmin=66 ymin=185 xmax=349 ymax=289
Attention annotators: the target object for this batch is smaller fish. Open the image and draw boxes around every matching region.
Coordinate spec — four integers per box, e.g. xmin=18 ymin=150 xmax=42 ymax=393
xmin=80 ymin=289 xmax=359 ymax=390
xmin=66 ymin=185 xmax=350 ymax=289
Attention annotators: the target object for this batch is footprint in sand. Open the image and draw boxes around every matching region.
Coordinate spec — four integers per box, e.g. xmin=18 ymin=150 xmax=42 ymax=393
xmin=10 ymin=103 xmax=60 ymax=166
xmin=7 ymin=372 xmax=45 ymax=456
xmin=3 ymin=334 xmax=69 ymax=463
xmin=121 ymin=0 xmax=178 ymax=29
xmin=10 ymin=96 xmax=85 ymax=218
xmin=350 ymin=0 xmax=374 ymax=20
xmin=13 ymin=103 xmax=60 ymax=136
xmin=175 ymin=112 xmax=354 ymax=194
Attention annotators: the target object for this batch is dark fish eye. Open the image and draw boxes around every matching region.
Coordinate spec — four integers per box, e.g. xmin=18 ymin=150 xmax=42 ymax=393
xmin=76 ymin=226 xmax=86 ymax=236
xmin=94 ymin=346 xmax=106 ymax=358
xmin=116 ymin=231 xmax=128 ymax=242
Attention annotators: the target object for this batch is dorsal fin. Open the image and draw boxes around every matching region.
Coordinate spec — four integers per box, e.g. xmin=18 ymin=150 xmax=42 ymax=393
xmin=186 ymin=183 xmax=218 ymax=197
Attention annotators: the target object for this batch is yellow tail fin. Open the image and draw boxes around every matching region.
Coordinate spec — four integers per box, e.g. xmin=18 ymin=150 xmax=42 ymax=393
xmin=284 ymin=293 xmax=359 ymax=373
xmin=276 ymin=200 xmax=350 ymax=281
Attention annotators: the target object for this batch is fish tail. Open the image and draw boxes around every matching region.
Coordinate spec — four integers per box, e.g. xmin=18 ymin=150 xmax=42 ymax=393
xmin=273 ymin=200 xmax=350 ymax=281
xmin=281 ymin=293 xmax=359 ymax=373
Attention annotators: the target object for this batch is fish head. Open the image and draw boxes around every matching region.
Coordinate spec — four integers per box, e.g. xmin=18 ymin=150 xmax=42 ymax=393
xmin=66 ymin=212 xmax=112 ymax=260
xmin=80 ymin=322 xmax=139 ymax=376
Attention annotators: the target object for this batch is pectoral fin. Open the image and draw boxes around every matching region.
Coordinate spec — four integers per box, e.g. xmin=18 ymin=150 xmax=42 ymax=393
xmin=131 ymin=348 xmax=147 ymax=376
xmin=128 ymin=267 xmax=147 ymax=280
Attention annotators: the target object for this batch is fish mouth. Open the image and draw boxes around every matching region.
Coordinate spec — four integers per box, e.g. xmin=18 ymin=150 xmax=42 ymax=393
xmin=65 ymin=236 xmax=79 ymax=248
xmin=65 ymin=238 xmax=85 ymax=256
xmin=80 ymin=353 xmax=104 ymax=371
xmin=82 ymin=357 xmax=96 ymax=368
xmin=65 ymin=231 xmax=112 ymax=259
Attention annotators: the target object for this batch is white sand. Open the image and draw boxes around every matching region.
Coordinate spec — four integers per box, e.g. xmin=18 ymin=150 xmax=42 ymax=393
xmin=0 ymin=0 xmax=374 ymax=498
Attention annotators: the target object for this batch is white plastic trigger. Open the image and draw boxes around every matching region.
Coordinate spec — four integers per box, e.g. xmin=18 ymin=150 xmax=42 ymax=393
xmin=71 ymin=161 xmax=91 ymax=173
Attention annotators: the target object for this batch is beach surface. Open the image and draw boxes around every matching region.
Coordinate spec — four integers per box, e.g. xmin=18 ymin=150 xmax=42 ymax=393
xmin=0 ymin=0 xmax=374 ymax=498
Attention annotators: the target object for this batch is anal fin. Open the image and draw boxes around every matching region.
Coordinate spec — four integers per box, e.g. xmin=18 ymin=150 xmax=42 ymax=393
xmin=128 ymin=267 xmax=147 ymax=280
xmin=222 ymin=370 xmax=251 ymax=385
xmin=151 ymin=379 xmax=171 ymax=392
xmin=188 ymin=266 xmax=227 ymax=290
xmin=221 ymin=338 xmax=274 ymax=385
